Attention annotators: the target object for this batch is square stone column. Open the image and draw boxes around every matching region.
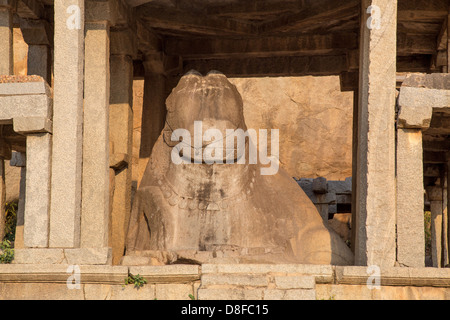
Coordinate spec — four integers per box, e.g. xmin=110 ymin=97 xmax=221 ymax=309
xmin=0 ymin=158 xmax=5 ymax=241
xmin=0 ymin=0 xmax=15 ymax=75
xmin=9 ymin=152 xmax=25 ymax=249
xmin=395 ymin=89 xmax=433 ymax=267
xmin=23 ymin=133 xmax=52 ymax=248
xmin=19 ymin=19 xmax=53 ymax=83
xmin=427 ymin=186 xmax=444 ymax=268
xmin=49 ymin=0 xmax=85 ymax=248
xmin=447 ymin=154 xmax=450 ymax=268
xmin=139 ymin=55 xmax=168 ymax=184
xmin=81 ymin=20 xmax=111 ymax=249
xmin=109 ymin=27 xmax=136 ymax=264
xmin=355 ymin=0 xmax=398 ymax=267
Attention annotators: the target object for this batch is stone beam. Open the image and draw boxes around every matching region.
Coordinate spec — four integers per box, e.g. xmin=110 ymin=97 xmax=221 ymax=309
xmin=49 ymin=0 xmax=85 ymax=248
xmin=397 ymin=55 xmax=431 ymax=73
xmin=137 ymin=5 xmax=257 ymax=36
xmin=136 ymin=22 xmax=162 ymax=54
xmin=19 ymin=19 xmax=53 ymax=83
xmin=398 ymin=0 xmax=449 ymax=22
xmin=165 ymin=33 xmax=358 ymax=60
xmin=397 ymin=33 xmax=437 ymax=55
xmin=355 ymin=0 xmax=397 ymax=268
xmin=183 ymin=55 xmax=349 ymax=78
xmin=423 ymin=139 xmax=450 ymax=152
xmin=258 ymin=0 xmax=359 ymax=34
xmin=424 ymin=152 xmax=447 ymax=164
xmin=16 ymin=0 xmax=44 ymax=19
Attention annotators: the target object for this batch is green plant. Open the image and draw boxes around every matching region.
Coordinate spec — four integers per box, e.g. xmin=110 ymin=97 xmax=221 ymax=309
xmin=0 ymin=240 xmax=14 ymax=264
xmin=124 ymin=274 xmax=147 ymax=289
xmin=4 ymin=202 xmax=17 ymax=242
xmin=189 ymin=294 xmax=196 ymax=300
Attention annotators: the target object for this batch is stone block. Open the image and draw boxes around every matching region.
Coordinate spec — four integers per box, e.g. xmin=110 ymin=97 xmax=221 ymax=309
xmin=109 ymin=284 xmax=156 ymax=300
xmin=202 ymin=274 xmax=269 ymax=287
xmin=312 ymin=177 xmax=328 ymax=194
xmin=201 ymin=264 xmax=334 ymax=283
xmin=0 ymin=80 xmax=50 ymax=95
xmin=198 ymin=288 xmax=263 ymax=300
xmin=129 ymin=265 xmax=200 ymax=283
xmin=284 ymin=289 xmax=316 ymax=300
xmin=155 ymin=283 xmax=194 ymax=300
xmin=64 ymin=248 xmax=112 ymax=265
xmin=274 ymin=276 xmax=315 ymax=290
xmin=0 ymin=94 xmax=52 ymax=120
xmin=13 ymin=117 xmax=52 ymax=134
xmin=13 ymin=249 xmax=65 ymax=264
xmin=10 ymin=151 xmax=25 ymax=167
xmin=24 ymin=133 xmax=52 ymax=248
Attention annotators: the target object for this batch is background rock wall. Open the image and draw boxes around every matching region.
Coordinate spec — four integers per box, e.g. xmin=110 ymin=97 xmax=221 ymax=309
xmin=230 ymin=76 xmax=353 ymax=181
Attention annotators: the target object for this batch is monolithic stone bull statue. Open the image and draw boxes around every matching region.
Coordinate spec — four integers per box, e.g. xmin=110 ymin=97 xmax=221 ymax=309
xmin=124 ymin=71 xmax=353 ymax=265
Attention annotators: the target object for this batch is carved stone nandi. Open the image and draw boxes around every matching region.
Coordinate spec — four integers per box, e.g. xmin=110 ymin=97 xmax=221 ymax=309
xmin=124 ymin=71 xmax=353 ymax=265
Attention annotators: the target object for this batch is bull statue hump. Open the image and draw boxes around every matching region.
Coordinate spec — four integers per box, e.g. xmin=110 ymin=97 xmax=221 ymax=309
xmin=124 ymin=71 xmax=354 ymax=266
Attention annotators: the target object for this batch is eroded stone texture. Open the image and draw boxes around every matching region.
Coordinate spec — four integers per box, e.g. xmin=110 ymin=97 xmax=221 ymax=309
xmin=124 ymin=72 xmax=353 ymax=266
xmin=230 ymin=76 xmax=353 ymax=180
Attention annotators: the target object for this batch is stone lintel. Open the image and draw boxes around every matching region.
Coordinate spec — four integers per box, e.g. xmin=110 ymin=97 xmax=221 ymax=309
xmin=19 ymin=18 xmax=52 ymax=46
xmin=398 ymin=87 xmax=446 ymax=129
xmin=0 ymin=0 xmax=16 ymax=9
xmin=64 ymin=248 xmax=112 ymax=265
xmin=0 ymin=75 xmax=50 ymax=92
xmin=86 ymin=0 xmax=119 ymax=25
xmin=111 ymin=27 xmax=137 ymax=58
xmin=13 ymin=248 xmax=113 ymax=265
xmin=0 ymin=264 xmax=128 ymax=284
xmin=13 ymin=117 xmax=52 ymax=134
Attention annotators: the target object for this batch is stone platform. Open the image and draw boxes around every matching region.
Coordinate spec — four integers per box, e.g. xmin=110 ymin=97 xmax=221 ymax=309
xmin=0 ymin=264 xmax=449 ymax=300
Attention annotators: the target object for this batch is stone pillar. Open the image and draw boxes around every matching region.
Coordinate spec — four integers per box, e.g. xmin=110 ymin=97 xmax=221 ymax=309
xmin=23 ymin=133 xmax=52 ymax=248
xmin=0 ymin=0 xmax=15 ymax=75
xmin=443 ymin=174 xmax=448 ymax=267
xmin=395 ymin=97 xmax=432 ymax=267
xmin=355 ymin=0 xmax=398 ymax=267
xmin=0 ymin=0 xmax=15 ymax=242
xmin=19 ymin=19 xmax=52 ymax=83
xmin=448 ymin=155 xmax=450 ymax=267
xmin=10 ymin=152 xmax=26 ymax=249
xmin=139 ymin=55 xmax=168 ymax=183
xmin=396 ymin=130 xmax=425 ymax=267
xmin=109 ymin=28 xmax=135 ymax=264
xmin=49 ymin=0 xmax=85 ymax=248
xmin=351 ymin=89 xmax=358 ymax=253
xmin=81 ymin=17 xmax=111 ymax=249
xmin=0 ymin=158 xmax=5 ymax=241
xmin=427 ymin=186 xmax=444 ymax=268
